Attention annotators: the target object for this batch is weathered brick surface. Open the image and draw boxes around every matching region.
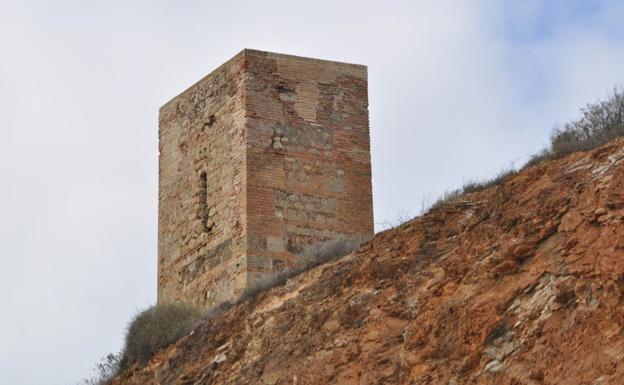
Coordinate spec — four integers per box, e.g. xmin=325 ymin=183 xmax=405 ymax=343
xmin=158 ymin=49 xmax=373 ymax=307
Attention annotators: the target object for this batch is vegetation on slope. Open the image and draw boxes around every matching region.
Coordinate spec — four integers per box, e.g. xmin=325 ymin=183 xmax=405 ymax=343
xmin=80 ymin=303 xmax=203 ymax=385
xmin=530 ymin=86 xmax=624 ymax=165
xmin=79 ymin=237 xmax=364 ymax=384
xmin=80 ymin=86 xmax=624 ymax=384
xmin=109 ymin=136 xmax=624 ymax=384
xmin=431 ymin=86 xmax=624 ymax=209
xmin=121 ymin=302 xmax=203 ymax=367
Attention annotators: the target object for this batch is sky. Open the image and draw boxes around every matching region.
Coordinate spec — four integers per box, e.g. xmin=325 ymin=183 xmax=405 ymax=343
xmin=0 ymin=1 xmax=623 ymax=384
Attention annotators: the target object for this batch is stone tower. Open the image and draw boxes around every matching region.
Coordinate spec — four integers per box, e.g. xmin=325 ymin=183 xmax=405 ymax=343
xmin=158 ymin=49 xmax=373 ymax=307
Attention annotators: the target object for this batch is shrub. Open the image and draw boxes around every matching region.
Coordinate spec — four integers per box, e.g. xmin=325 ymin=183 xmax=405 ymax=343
xmin=120 ymin=302 xmax=202 ymax=368
xmin=300 ymin=236 xmax=366 ymax=268
xmin=524 ymin=148 xmax=552 ymax=168
xmin=237 ymin=236 xmax=366 ymax=303
xmin=80 ymin=237 xmax=367 ymax=382
xmin=523 ymin=87 xmax=624 ymax=167
xmin=79 ymin=353 xmax=121 ymax=385
xmin=550 ymin=87 xmax=624 ymax=157
xmin=237 ymin=274 xmax=286 ymax=303
xmin=204 ymin=300 xmax=232 ymax=320
xmin=428 ymin=88 xmax=624 ymax=212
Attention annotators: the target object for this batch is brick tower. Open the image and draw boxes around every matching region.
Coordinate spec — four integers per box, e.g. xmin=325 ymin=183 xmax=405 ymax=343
xmin=158 ymin=49 xmax=373 ymax=307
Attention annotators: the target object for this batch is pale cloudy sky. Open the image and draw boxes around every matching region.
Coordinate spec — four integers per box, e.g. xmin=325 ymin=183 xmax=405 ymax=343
xmin=0 ymin=1 xmax=622 ymax=384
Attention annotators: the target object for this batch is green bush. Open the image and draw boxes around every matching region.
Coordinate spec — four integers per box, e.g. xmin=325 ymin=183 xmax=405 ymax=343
xmin=120 ymin=302 xmax=202 ymax=368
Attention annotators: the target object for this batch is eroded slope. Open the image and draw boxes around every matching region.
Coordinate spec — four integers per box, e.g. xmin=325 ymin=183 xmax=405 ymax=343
xmin=114 ymin=138 xmax=624 ymax=385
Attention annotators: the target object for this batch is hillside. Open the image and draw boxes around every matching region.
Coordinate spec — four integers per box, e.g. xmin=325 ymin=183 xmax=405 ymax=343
xmin=113 ymin=138 xmax=624 ymax=385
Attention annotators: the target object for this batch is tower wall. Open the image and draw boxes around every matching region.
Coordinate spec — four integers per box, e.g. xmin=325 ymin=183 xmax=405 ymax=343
xmin=158 ymin=49 xmax=373 ymax=307
xmin=243 ymin=50 xmax=373 ymax=285
xmin=158 ymin=53 xmax=248 ymax=306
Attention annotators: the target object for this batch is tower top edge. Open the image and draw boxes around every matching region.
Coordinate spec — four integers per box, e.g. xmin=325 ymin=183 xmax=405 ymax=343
xmin=159 ymin=48 xmax=367 ymax=113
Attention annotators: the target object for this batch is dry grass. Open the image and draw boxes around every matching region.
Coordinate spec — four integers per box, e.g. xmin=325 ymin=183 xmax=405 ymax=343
xmin=429 ymin=168 xmax=517 ymax=210
xmin=237 ymin=236 xmax=366 ymax=303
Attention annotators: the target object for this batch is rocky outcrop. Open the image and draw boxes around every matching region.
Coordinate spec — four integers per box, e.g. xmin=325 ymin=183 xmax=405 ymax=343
xmin=114 ymin=138 xmax=624 ymax=385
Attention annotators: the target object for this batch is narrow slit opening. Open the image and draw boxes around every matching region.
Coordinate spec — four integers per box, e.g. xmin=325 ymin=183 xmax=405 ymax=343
xmin=199 ymin=171 xmax=213 ymax=233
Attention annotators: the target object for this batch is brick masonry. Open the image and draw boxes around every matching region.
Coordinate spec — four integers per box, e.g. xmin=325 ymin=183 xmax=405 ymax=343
xmin=158 ymin=49 xmax=374 ymax=307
